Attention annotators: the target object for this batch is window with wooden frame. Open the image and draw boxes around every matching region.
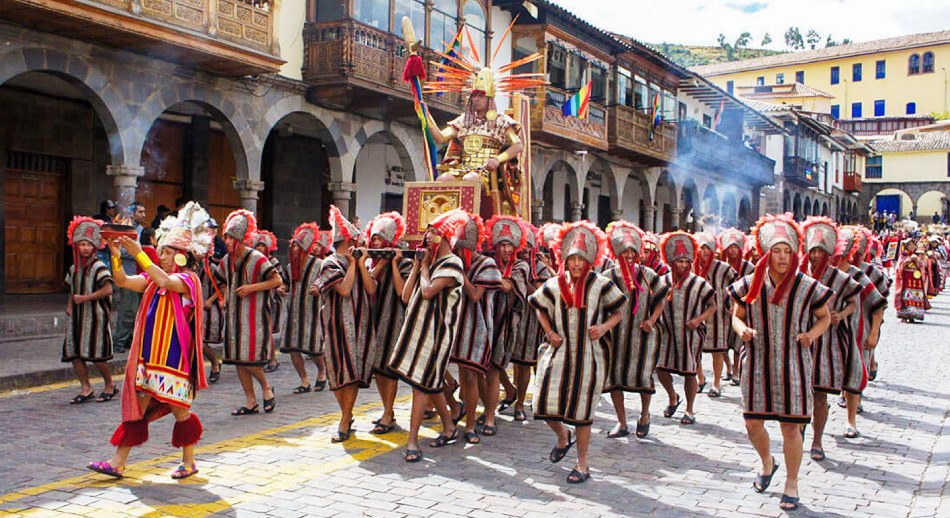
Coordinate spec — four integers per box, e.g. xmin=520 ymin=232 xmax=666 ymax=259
xmin=430 ymin=0 xmax=459 ymax=55
xmin=547 ymin=43 xmax=567 ymax=90
xmin=394 ymin=0 xmax=426 ymax=40
xmin=353 ymin=0 xmax=390 ymax=30
xmin=923 ymin=51 xmax=935 ymax=73
xmin=908 ymin=53 xmax=920 ymax=74
xmin=462 ymin=0 xmax=487 ymax=64
xmin=315 ymin=0 xmax=346 ymax=22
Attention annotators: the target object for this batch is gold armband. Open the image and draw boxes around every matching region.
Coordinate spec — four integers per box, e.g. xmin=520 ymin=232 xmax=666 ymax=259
xmin=135 ymin=251 xmax=154 ymax=270
xmin=496 ymin=151 xmax=510 ymax=164
xmin=111 ymin=256 xmax=121 ymax=271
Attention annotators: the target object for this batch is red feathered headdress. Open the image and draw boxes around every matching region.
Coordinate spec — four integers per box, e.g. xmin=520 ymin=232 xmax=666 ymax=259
xmin=291 ymin=222 xmax=321 ymax=254
xmin=365 ymin=211 xmax=406 ymax=246
xmin=799 ymin=216 xmax=842 ymax=280
xmin=429 ymin=209 xmax=470 ymax=249
xmin=329 ymin=204 xmax=359 ymax=244
xmin=553 ymin=221 xmax=607 ymax=308
xmin=487 ymin=215 xmax=527 ymax=252
xmin=605 ymin=220 xmax=644 ymax=260
xmin=67 ymin=216 xmax=104 ymax=249
xmin=745 ymin=213 xmax=803 ymax=304
xmin=536 ymin=222 xmax=563 ymax=251
xmin=223 ymin=209 xmax=257 ymax=244
xmin=251 ymin=230 xmax=278 ymax=254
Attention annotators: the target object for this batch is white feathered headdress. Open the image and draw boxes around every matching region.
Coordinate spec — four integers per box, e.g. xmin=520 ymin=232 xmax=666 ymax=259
xmin=156 ymin=201 xmax=214 ymax=258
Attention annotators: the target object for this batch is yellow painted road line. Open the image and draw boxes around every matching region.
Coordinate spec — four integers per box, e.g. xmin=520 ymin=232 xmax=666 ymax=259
xmin=0 ymin=380 xmax=81 ymax=399
xmin=0 ymin=394 xmax=446 ymax=517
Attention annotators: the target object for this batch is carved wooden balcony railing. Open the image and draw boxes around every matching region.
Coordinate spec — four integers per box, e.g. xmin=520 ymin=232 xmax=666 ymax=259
xmin=678 ymin=121 xmax=775 ymax=186
xmin=783 ymin=156 xmax=820 ymax=188
xmin=608 ymin=104 xmax=676 ymax=165
xmin=529 ymin=86 xmax=608 ymax=151
xmin=0 ymin=0 xmax=283 ymax=75
xmin=843 ymin=170 xmax=862 ymax=193
xmin=302 ymin=19 xmax=462 ymax=119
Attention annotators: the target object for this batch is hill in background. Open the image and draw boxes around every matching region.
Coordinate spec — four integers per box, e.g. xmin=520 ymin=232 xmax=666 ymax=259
xmin=649 ymin=43 xmax=784 ymax=68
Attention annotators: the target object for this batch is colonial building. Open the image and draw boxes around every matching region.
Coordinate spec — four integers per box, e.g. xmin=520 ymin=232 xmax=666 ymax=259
xmin=693 ymin=30 xmax=949 ymax=139
xmin=0 ymin=0 xmax=779 ymax=296
xmin=862 ymin=123 xmax=950 ymax=222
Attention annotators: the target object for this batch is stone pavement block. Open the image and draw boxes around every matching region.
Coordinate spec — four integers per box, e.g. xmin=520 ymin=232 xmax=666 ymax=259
xmin=265 ymin=509 xmax=305 ymax=518
xmin=394 ymin=505 xmax=437 ymax=518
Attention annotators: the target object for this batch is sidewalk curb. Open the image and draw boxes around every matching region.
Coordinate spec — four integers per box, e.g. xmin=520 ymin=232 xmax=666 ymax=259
xmin=0 ymin=358 xmax=127 ymax=392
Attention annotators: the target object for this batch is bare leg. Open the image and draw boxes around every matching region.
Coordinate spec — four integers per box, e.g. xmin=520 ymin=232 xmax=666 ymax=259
xmin=639 ymin=393 xmax=652 ymax=426
xmin=72 ymin=359 xmax=93 ymax=396
xmin=812 ymin=392 xmax=829 ymax=451
xmin=247 ymin=366 xmax=274 ymax=401
xmin=406 ymin=389 xmax=429 ymax=452
xmin=609 ymin=390 xmax=628 ymax=432
xmin=459 ymin=368 xmax=481 ymax=434
xmin=711 ymin=353 xmax=724 ymax=391
xmin=684 ymin=376 xmax=698 ymax=416
xmin=290 ymin=352 xmax=311 ymax=387
xmin=429 ymin=391 xmax=457 ymax=445
xmin=202 ymin=345 xmax=220 ymax=372
xmin=724 ymin=352 xmax=734 ymax=379
xmin=332 ymin=385 xmax=358 ymax=434
xmin=845 ymin=392 xmax=861 ymax=430
xmin=657 ymin=371 xmax=677 ymax=406
xmin=235 ymin=366 xmax=258 ymax=408
xmin=499 ymin=368 xmax=516 ymax=404
xmin=107 ymin=394 xmax=152 ymax=468
xmin=483 ymin=367 xmax=501 ymax=428
xmin=745 ymin=418 xmax=774 ymax=480
xmin=780 ymin=422 xmax=804 ymax=504
xmin=514 ymin=364 xmax=532 ymax=413
xmin=575 ymin=425 xmax=592 ymax=473
xmin=92 ymin=362 xmax=115 ymax=392
xmin=375 ymin=376 xmax=398 ymax=426
xmin=545 ymin=420 xmax=569 ymax=449
xmin=315 ymin=356 xmax=327 ymax=383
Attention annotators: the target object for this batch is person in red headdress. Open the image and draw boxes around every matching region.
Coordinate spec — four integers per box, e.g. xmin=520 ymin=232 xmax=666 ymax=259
xmin=718 ymin=229 xmax=754 ymax=385
xmin=389 ymin=209 xmax=467 ymax=463
xmin=63 ymin=217 xmax=117 ymax=405
xmin=729 ymin=214 xmax=831 ymax=511
xmin=693 ymin=232 xmax=737 ymax=398
xmin=655 ymin=232 xmax=717 ymax=426
xmin=280 ymin=223 xmax=327 ymax=393
xmin=88 ymin=202 xmax=213 ymax=480
xmin=529 ymin=221 xmax=626 ymax=484
xmin=252 ymin=230 xmax=286 ymax=375
xmin=602 ymin=221 xmax=668 ymax=439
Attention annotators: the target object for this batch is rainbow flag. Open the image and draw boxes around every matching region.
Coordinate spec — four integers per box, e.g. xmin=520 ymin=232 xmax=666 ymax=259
xmin=561 ymin=81 xmax=591 ymax=119
xmin=649 ymin=92 xmax=661 ymax=141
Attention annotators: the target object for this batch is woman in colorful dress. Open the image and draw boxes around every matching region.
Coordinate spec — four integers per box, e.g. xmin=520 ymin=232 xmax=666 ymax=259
xmin=87 ymin=202 xmax=213 ymax=480
xmin=529 ymin=221 xmax=626 ymax=484
xmin=894 ymin=239 xmax=929 ymax=322
xmin=729 ymin=214 xmax=831 ymax=511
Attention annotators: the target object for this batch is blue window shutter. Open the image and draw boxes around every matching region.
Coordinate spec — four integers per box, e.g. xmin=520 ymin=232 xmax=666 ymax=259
xmin=852 ymin=102 xmax=862 ymax=118
xmin=874 ymin=100 xmax=885 ymax=117
xmin=831 ymin=105 xmax=840 ymax=118
xmin=906 ymin=102 xmax=916 ymax=115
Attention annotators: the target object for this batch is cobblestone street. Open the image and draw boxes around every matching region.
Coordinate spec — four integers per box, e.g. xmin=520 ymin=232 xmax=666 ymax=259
xmin=0 ymin=295 xmax=947 ymax=518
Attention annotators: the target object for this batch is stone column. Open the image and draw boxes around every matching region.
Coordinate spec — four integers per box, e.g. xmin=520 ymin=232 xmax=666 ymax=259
xmin=106 ymin=164 xmax=145 ymax=209
xmin=644 ymin=205 xmax=657 ymax=232
xmin=570 ymin=202 xmax=584 ymax=222
xmin=233 ymin=178 xmax=265 ymax=213
xmin=610 ymin=209 xmax=624 ymax=222
xmin=328 ymin=181 xmax=358 ymax=218
xmin=671 ymin=207 xmax=683 ymax=231
xmin=531 ymin=199 xmax=544 ymax=225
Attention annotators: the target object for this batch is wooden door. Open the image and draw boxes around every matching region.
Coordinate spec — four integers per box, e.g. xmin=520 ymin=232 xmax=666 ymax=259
xmin=4 ymin=167 xmax=65 ymax=293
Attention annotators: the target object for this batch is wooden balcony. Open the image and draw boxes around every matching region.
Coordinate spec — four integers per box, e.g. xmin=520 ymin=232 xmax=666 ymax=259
xmin=677 ymin=122 xmax=774 ymax=185
xmin=608 ymin=104 xmax=676 ymax=165
xmin=530 ymin=87 xmax=608 ymax=151
xmin=843 ymin=171 xmax=862 ymax=193
xmin=783 ymin=156 xmax=819 ymax=188
xmin=0 ymin=0 xmax=284 ymax=76
xmin=302 ymin=19 xmax=463 ymax=122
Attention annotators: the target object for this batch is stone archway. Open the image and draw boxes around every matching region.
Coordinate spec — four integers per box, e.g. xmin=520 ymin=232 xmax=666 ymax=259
xmin=720 ymin=192 xmax=737 ymax=229
xmin=654 ymin=169 xmax=677 ymax=232
xmin=783 ymin=190 xmax=791 ymax=213
xmin=542 ymin=159 xmax=580 ymax=223
xmin=680 ymin=178 xmax=700 ymax=232
xmin=701 ymin=184 xmax=720 ymax=230
xmin=622 ymin=169 xmax=652 ymax=228
xmin=916 ymin=190 xmax=947 ymax=223
xmin=822 ymin=201 xmax=829 ymax=217
xmin=793 ymin=193 xmax=802 ymax=220
xmin=585 ymin=156 xmax=617 ymax=228
xmin=803 ymin=196 xmax=812 ymax=217
xmin=738 ymin=196 xmax=752 ymax=230
xmin=352 ymin=129 xmax=418 ymax=225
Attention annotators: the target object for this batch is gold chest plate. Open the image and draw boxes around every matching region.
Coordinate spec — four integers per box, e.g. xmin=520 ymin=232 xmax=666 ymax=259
xmin=463 ymin=135 xmax=484 ymax=155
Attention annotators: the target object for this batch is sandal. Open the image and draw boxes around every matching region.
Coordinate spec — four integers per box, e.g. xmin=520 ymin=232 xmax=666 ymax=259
xmin=514 ymin=409 xmax=527 ymax=422
xmin=70 ymin=392 xmax=96 ymax=405
xmin=209 ymin=369 xmax=220 ymax=383
xmin=836 ymin=396 xmax=847 ymax=409
xmin=451 ymin=403 xmax=466 ymax=426
xmin=464 ymin=431 xmax=481 ymax=444
xmin=566 ymin=468 xmax=591 ymax=484
xmin=698 ymin=382 xmax=707 ymax=394
xmin=428 ymin=427 xmax=459 ymax=448
xmin=96 ymin=387 xmax=120 ymax=403
xmin=331 ymin=419 xmax=355 ymax=443
xmin=663 ymin=395 xmax=682 ymax=418
xmin=549 ymin=430 xmax=575 ymax=463
xmin=708 ymin=388 xmax=721 ymax=398
xmin=171 ymin=463 xmax=199 ymax=480
xmin=779 ymin=494 xmax=800 ymax=511
xmin=498 ymin=397 xmax=516 ymax=413
xmin=263 ymin=362 xmax=280 ymax=373
xmin=844 ymin=427 xmax=861 ymax=439
xmin=752 ymin=457 xmax=780 ymax=493
xmin=730 ymin=376 xmax=741 ymax=386
xmin=476 ymin=414 xmax=487 ymax=426
xmin=480 ymin=424 xmax=497 ymax=437
xmin=607 ymin=425 xmax=630 ymax=438
xmin=810 ymin=447 xmax=826 ymax=461
xmin=423 ymin=409 xmax=438 ymax=420
xmin=680 ymin=414 xmax=696 ymax=425
xmin=231 ymin=404 xmax=259 ymax=416
xmin=868 ymin=369 xmax=877 ymax=381
xmin=314 ymin=379 xmax=326 ymax=392
xmin=635 ymin=420 xmax=651 ymax=439
xmin=404 ymin=449 xmax=423 ymax=463
xmin=87 ymin=461 xmax=124 ymax=479
xmin=263 ymin=395 xmax=276 ymax=413
xmin=370 ymin=421 xmax=397 ymax=435
xmin=292 ymin=385 xmax=312 ymax=394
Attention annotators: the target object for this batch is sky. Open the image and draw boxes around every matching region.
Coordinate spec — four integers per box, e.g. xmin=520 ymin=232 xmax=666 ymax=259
xmin=546 ymin=0 xmax=950 ymax=48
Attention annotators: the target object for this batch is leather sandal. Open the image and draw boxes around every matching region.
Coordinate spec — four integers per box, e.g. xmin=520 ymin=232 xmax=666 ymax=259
xmin=753 ymin=458 xmax=780 ymax=493
xmin=96 ymin=387 xmax=120 ymax=403
xmin=779 ymin=494 xmax=800 ymax=511
xmin=292 ymin=385 xmax=312 ymax=394
xmin=663 ymin=395 xmax=682 ymax=418
xmin=635 ymin=420 xmax=651 ymax=439
xmin=549 ymin=430 xmax=575 ymax=463
xmin=171 ymin=463 xmax=199 ymax=480
xmin=464 ymin=431 xmax=481 ymax=444
xmin=566 ymin=467 xmax=590 ymax=484
xmin=404 ymin=449 xmax=423 ymax=463
xmin=428 ymin=427 xmax=459 ymax=448
xmin=231 ymin=404 xmax=259 ymax=416
xmin=607 ymin=425 xmax=630 ymax=438
xmin=87 ymin=461 xmax=124 ymax=479
xmin=70 ymin=392 xmax=95 ymax=405
xmin=513 ymin=409 xmax=527 ymax=422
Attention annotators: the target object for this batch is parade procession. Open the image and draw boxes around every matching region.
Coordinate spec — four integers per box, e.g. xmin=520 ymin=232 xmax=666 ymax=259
xmin=1 ymin=1 xmax=949 ymax=517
